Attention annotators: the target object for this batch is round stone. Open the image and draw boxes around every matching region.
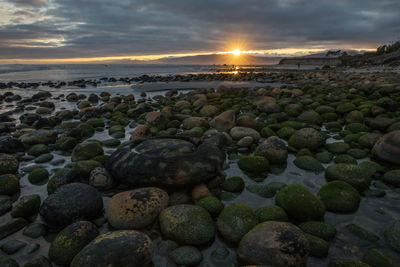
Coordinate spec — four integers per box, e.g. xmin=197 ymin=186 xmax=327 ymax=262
xmin=288 ymin=128 xmax=325 ymax=151
xmin=258 ymin=136 xmax=288 ymax=163
xmin=318 ymin=181 xmax=360 ymax=213
xmin=372 ymin=130 xmax=400 ymax=165
xmin=325 ymin=163 xmax=372 ymax=191
xmin=0 ymin=154 xmax=19 ymax=175
xmin=106 ymin=187 xmax=169 ymax=229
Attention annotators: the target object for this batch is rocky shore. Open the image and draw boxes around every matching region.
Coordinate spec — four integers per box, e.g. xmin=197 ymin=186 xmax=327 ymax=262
xmin=0 ymin=69 xmax=400 ymax=266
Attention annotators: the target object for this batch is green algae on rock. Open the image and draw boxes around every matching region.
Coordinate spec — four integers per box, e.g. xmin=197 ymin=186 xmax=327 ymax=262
xmin=318 ymin=181 xmax=360 ymax=213
xmin=325 ymin=163 xmax=372 ymax=191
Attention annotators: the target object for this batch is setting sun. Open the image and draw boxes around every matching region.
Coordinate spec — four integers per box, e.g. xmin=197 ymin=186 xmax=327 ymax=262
xmin=232 ymin=49 xmax=241 ymax=56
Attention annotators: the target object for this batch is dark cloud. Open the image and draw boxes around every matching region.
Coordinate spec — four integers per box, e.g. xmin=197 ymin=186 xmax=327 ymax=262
xmin=0 ymin=0 xmax=399 ymax=59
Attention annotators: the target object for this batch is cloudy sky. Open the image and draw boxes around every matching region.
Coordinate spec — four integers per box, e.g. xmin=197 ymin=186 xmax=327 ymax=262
xmin=0 ymin=0 xmax=399 ymax=62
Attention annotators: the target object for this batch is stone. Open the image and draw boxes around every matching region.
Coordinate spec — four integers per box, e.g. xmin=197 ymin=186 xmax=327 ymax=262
xmin=246 ymin=182 xmax=285 ymax=198
xmin=0 ymin=174 xmax=19 ymax=195
xmin=237 ymin=221 xmax=309 ymax=266
xmin=27 ymin=144 xmax=50 ymax=156
xmin=297 ymin=110 xmax=322 ymax=125
xmin=24 ymin=256 xmax=52 ymax=267
xmin=288 ymin=128 xmax=325 ymax=151
xmin=182 ymin=117 xmax=209 ymax=130
xmin=294 ymin=156 xmax=325 ymax=173
xmin=106 ymin=138 xmax=224 ymax=187
xmin=230 ymin=126 xmax=260 ymax=141
xmin=346 ymin=224 xmax=379 ymax=242
xmin=47 ymin=168 xmax=81 ymax=194
xmin=237 ymin=136 xmax=254 ymax=147
xmin=217 ymin=204 xmax=259 ymax=243
xmin=384 ymin=220 xmax=400 ymax=252
xmin=238 ymin=156 xmax=269 ymax=173
xmin=256 ymin=205 xmax=289 ymax=222
xmin=1 ymin=240 xmax=26 ymax=254
xmin=11 ymin=194 xmax=40 ymax=218
xmin=22 ymin=223 xmax=47 ymax=238
xmin=0 ymin=154 xmax=19 ymax=175
xmin=0 ymin=218 xmax=28 ymax=239
xmin=89 ymin=167 xmax=115 ymax=190
xmin=0 ymin=136 xmax=24 ymax=154
xmin=359 ymin=133 xmax=382 ymax=149
xmin=325 ymin=163 xmax=372 ymax=191
xmin=362 ymin=248 xmax=398 ymax=267
xmin=28 ymin=168 xmax=48 ymax=184
xmin=71 ymin=141 xmax=103 ymax=162
xmin=326 ymin=142 xmax=350 ymax=154
xmin=54 ymin=136 xmax=78 ymax=151
xmin=318 ymin=181 xmax=360 ymax=213
xmin=49 ymin=221 xmax=99 ymax=265
xmin=20 ymin=129 xmax=57 ymax=145
xmin=70 ymin=230 xmax=152 ymax=267
xmin=169 ymin=246 xmax=203 ymax=266
xmin=258 ymin=136 xmax=288 ymax=163
xmin=299 ymin=221 xmax=336 ymax=241
xmin=221 ymin=176 xmax=245 ymax=192
xmin=305 ymin=233 xmax=329 ymax=258
xmin=382 ymin=170 xmax=400 ymax=187
xmin=0 ymin=256 xmax=18 ymax=267
xmin=106 ymin=187 xmax=169 ymax=229
xmin=195 ymin=196 xmax=224 ymax=217
xmin=210 ymin=110 xmax=236 ymax=132
xmin=40 ymin=183 xmax=103 ymax=227
xmin=275 ymin=184 xmax=325 ymax=222
xmin=159 ymin=204 xmax=215 ymax=245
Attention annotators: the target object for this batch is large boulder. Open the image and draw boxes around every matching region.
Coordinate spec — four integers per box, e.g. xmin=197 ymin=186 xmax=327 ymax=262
xmin=237 ymin=221 xmax=309 ymax=266
xmin=40 ymin=183 xmax=103 ymax=227
xmin=106 ymin=187 xmax=169 ymax=229
xmin=71 ymin=230 xmax=152 ymax=267
xmin=159 ymin=204 xmax=215 ymax=245
xmin=288 ymin=128 xmax=325 ymax=151
xmin=373 ymin=130 xmax=400 ymax=165
xmin=106 ymin=137 xmax=224 ymax=187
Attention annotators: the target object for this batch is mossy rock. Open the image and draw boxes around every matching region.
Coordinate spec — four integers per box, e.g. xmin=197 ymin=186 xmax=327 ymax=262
xmin=346 ymin=224 xmax=379 ymax=242
xmin=54 ymin=136 xmax=78 ymax=151
xmin=49 ymin=221 xmax=99 ymax=265
xmin=87 ymin=118 xmax=105 ymax=128
xmin=70 ymin=230 xmax=152 ymax=267
xmin=384 ymin=220 xmax=400 ymax=252
xmin=28 ymin=168 xmax=49 ymax=184
xmin=0 ymin=153 xmax=19 ymax=175
xmin=305 ymin=233 xmax=329 ymax=258
xmin=221 ymin=176 xmax=244 ymax=192
xmin=297 ymin=110 xmax=322 ymax=125
xmin=11 ymin=194 xmax=40 ymax=218
xmin=325 ymin=163 xmax=371 ymax=191
xmin=294 ymin=155 xmax=324 ymax=173
xmin=169 ymin=246 xmax=203 ymax=266
xmin=260 ymin=127 xmax=276 ymax=138
xmin=195 ymin=196 xmax=224 ymax=217
xmin=296 ymin=148 xmax=313 ymax=157
xmin=275 ymin=184 xmax=325 ymax=222
xmin=0 ymin=256 xmax=18 ymax=267
xmin=316 ymin=151 xmax=334 ymax=163
xmin=159 ymin=204 xmax=215 ymax=245
xmin=73 ymin=160 xmax=102 ymax=177
xmin=299 ymin=221 xmax=336 ymax=241
xmin=277 ymin=127 xmax=296 ymax=140
xmin=362 ymin=248 xmax=398 ymax=267
xmin=256 ymin=205 xmax=289 ymax=222
xmin=329 ymin=258 xmax=371 ymax=267
xmin=347 ymin=148 xmax=368 ymax=159
xmin=217 ymin=204 xmax=259 ymax=243
xmin=0 ymin=174 xmax=19 ymax=195
xmin=71 ymin=142 xmax=104 ymax=162
xmin=382 ymin=170 xmax=400 ymax=187
xmin=326 ymin=142 xmax=350 ymax=154
xmin=288 ymin=128 xmax=325 ymax=151
xmin=27 ymin=144 xmax=50 ymax=156
xmin=47 ymin=168 xmax=81 ymax=194
xmin=0 ymin=218 xmax=28 ymax=240
xmin=318 ymin=181 xmax=360 ymax=213
xmin=238 ymin=156 xmax=269 ymax=173
xmin=24 ymin=255 xmax=52 ymax=267
xmin=334 ymin=154 xmax=357 ymax=165
xmin=68 ymin=123 xmax=95 ymax=140
xmin=345 ymin=123 xmax=369 ymax=133
xmin=336 ymin=103 xmax=356 ymax=114
xmin=322 ymin=112 xmax=338 ymax=122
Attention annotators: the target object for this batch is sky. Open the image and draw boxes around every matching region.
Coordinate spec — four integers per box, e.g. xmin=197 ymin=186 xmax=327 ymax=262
xmin=0 ymin=0 xmax=399 ymax=63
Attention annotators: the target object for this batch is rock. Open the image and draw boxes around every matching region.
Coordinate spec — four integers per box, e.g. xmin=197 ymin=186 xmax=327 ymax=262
xmin=298 ymin=110 xmax=322 ymax=125
xmin=182 ymin=117 xmax=209 ymax=130
xmin=230 ymin=126 xmax=260 ymax=141
xmin=0 ymin=154 xmax=19 ymax=175
xmin=0 ymin=255 xmax=18 ymax=267
xmin=217 ymin=204 xmax=259 ymax=243
xmin=289 ymin=128 xmax=325 ymax=151
xmin=359 ymin=133 xmax=382 ymax=149
xmin=0 ymin=218 xmax=27 ymax=239
xmin=49 ymin=221 xmax=99 ymax=265
xmin=70 ymin=230 xmax=152 ymax=267
xmin=258 ymin=136 xmax=288 ymax=163
xmin=89 ymin=167 xmax=115 ymax=190
xmin=54 ymin=136 xmax=78 ymax=151
xmin=294 ymin=155 xmax=325 ymax=173
xmin=34 ymin=153 xmax=53 ymax=164
xmin=159 ymin=204 xmax=215 ymax=245
xmin=106 ymin=137 xmax=224 ymax=187
xmin=362 ymin=248 xmax=398 ymax=267
xmin=256 ymin=205 xmax=289 ymax=222
xmin=24 ymin=255 xmax=52 ymax=267
xmin=1 ymin=240 xmax=26 ymax=254
xmin=0 ymin=136 xmax=24 ymax=154
xmin=40 ymin=183 xmax=103 ymax=227
xmin=299 ymin=221 xmax=336 ymax=241
xmin=238 ymin=156 xmax=269 ymax=173
xmin=28 ymin=168 xmax=48 ymax=184
xmin=68 ymin=123 xmax=94 ymax=140
xmin=169 ymin=246 xmax=203 ymax=266
xmin=0 ymin=174 xmax=19 ymax=195
xmin=71 ymin=141 xmax=104 ymax=162
xmin=318 ymin=181 xmax=360 ymax=213
xmin=0 ymin=196 xmax=11 ymax=216
xmin=325 ymin=163 xmax=372 ymax=191
xmin=210 ymin=110 xmax=236 ymax=132
xmin=305 ymin=233 xmax=329 ymax=258
xmin=346 ymin=224 xmax=379 ymax=242
xmin=221 ymin=176 xmax=244 ymax=192
xmin=237 ymin=221 xmax=309 ymax=266
xmin=20 ymin=129 xmax=57 ymax=145
xmin=200 ymin=105 xmax=218 ymax=117
xmin=47 ymin=168 xmax=81 ymax=194
xmin=106 ymin=187 xmax=168 ymax=230
xmin=326 ymin=142 xmax=350 ymax=154
xmin=191 ymin=184 xmax=211 ymax=201
xmin=130 ymin=124 xmax=150 ymax=141
xmin=22 ymin=223 xmax=47 ymax=238
xmin=73 ymin=160 xmax=102 ymax=178
xmin=253 ymin=96 xmax=281 ymax=113
xmin=246 ymin=182 xmax=285 ymax=198
xmin=11 ymin=194 xmax=40 ymax=218
xmin=275 ymin=184 xmax=325 ymax=222
xmin=237 ymin=136 xmax=254 ymax=147
xmin=370 ymin=117 xmax=395 ymax=131
xmin=195 ymin=196 xmax=224 ymax=217
xmin=382 ymin=170 xmax=400 ymax=187
xmin=384 ymin=220 xmax=400 ymax=252
xmin=27 ymin=144 xmax=50 ymax=156
xmin=373 ymin=131 xmax=400 ymax=165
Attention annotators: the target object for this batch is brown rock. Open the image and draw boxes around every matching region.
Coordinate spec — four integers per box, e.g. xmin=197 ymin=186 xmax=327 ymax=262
xmin=210 ymin=110 xmax=236 ymax=132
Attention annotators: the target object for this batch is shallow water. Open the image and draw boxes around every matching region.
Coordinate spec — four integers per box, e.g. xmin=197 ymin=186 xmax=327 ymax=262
xmin=0 ymin=81 xmax=399 ymax=266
